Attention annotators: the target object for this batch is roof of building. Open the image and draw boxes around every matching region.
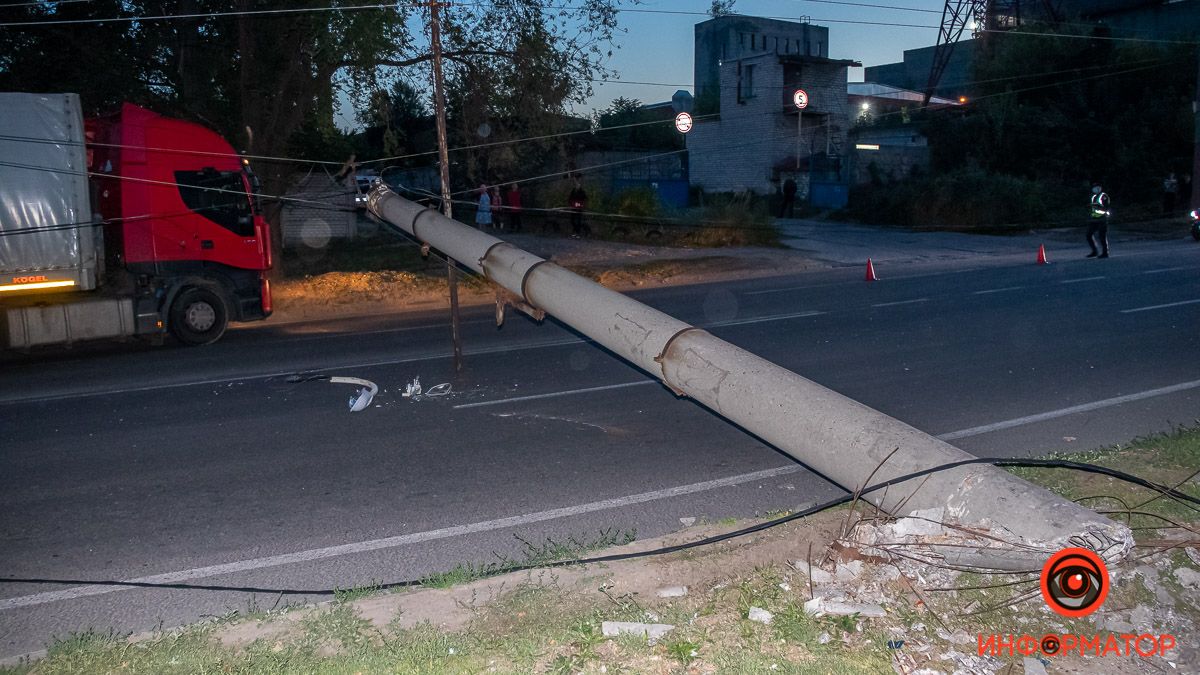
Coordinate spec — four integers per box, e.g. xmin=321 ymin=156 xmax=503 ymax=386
xmin=847 ymin=82 xmax=960 ymax=106
xmin=778 ymin=54 xmax=862 ymax=67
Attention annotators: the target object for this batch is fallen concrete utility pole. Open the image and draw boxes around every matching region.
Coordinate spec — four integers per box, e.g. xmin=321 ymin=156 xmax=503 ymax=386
xmin=369 ymin=187 xmax=1132 ymax=567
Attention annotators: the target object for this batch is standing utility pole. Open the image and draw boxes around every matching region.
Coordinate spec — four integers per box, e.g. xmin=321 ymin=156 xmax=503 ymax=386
xmin=427 ymin=0 xmax=463 ymax=374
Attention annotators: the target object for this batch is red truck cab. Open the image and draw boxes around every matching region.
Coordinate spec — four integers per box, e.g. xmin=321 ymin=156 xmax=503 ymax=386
xmin=86 ymin=104 xmax=273 ymax=343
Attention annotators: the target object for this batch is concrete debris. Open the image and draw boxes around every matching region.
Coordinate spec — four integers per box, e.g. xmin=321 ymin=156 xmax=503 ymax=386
xmin=1022 ymin=656 xmax=1049 ymax=675
xmin=778 ymin=582 xmax=791 ymax=592
xmin=600 ymin=621 xmax=674 ymax=644
xmin=678 ymin=517 xmax=696 ymax=527
xmin=937 ymin=649 xmax=1000 ymax=674
xmin=889 ymin=508 xmax=948 ymax=538
xmin=1104 ymin=612 xmax=1132 ymax=634
xmin=946 ymin=629 xmax=972 ymax=645
xmin=747 ymin=607 xmax=774 ymax=624
xmin=792 ymin=560 xmax=834 ymax=583
xmin=1175 ymin=566 xmax=1200 ymax=590
xmin=876 ymin=565 xmax=902 ymax=582
xmin=655 ymin=586 xmax=688 ymax=598
xmin=817 ymin=632 xmax=831 ymax=644
xmin=1130 ymin=604 xmax=1154 ymax=630
xmin=804 ymin=597 xmax=886 ymax=618
xmin=1186 ymin=547 xmax=1200 ymax=568
xmin=835 ymin=560 xmax=863 ymax=581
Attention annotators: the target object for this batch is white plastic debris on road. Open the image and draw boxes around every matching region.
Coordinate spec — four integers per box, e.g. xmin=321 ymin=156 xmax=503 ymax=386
xmin=402 ymin=377 xmax=422 ymax=398
xmin=402 ymin=377 xmax=452 ymax=401
xmin=329 ymin=376 xmax=378 ymax=412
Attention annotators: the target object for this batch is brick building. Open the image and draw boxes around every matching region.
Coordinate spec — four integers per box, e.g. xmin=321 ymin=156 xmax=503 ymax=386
xmin=686 ymin=15 xmax=858 ymax=201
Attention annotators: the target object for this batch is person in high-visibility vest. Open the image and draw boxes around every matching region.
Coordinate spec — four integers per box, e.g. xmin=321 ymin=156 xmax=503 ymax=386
xmin=1087 ymin=183 xmax=1111 ymax=259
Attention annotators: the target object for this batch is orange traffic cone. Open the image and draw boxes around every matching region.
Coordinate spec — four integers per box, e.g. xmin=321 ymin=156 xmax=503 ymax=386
xmin=1037 ymin=244 xmax=1049 ymax=265
xmin=865 ymin=258 xmax=878 ymax=282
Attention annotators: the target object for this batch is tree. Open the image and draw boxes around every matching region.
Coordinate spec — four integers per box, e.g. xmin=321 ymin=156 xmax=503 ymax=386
xmin=1 ymin=0 xmax=633 ymax=267
xmin=592 ymin=97 xmax=682 ymax=150
xmin=0 ymin=1 xmax=164 ymax=115
xmin=709 ymin=1 xmax=736 ymax=17
xmin=926 ymin=24 xmax=1196 ymax=206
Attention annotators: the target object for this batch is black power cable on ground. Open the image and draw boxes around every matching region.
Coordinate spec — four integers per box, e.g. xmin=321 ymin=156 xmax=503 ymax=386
xmin=2 ymin=457 xmax=1196 ymax=597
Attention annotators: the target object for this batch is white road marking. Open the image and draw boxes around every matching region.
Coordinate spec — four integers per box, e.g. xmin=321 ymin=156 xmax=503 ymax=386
xmin=455 ymin=380 xmax=657 ymax=409
xmin=0 ymin=337 xmax=587 ymax=406
xmin=708 ymin=310 xmax=824 ymax=327
xmin=937 ymin=378 xmax=1200 ymax=441
xmin=286 ymin=319 xmax=492 ymax=343
xmin=743 ymin=267 xmax=982 ymax=296
xmin=1119 ymin=298 xmax=1200 ymax=314
xmin=973 ymin=286 xmax=1024 ymax=295
xmin=872 ymin=298 xmax=928 ymax=308
xmin=2 ymin=310 xmax=830 ymax=406
xmin=1141 ymin=266 xmax=1193 ymax=274
xmin=0 ymin=465 xmax=803 ymax=611
xmin=1060 ymin=276 xmax=1106 ymax=284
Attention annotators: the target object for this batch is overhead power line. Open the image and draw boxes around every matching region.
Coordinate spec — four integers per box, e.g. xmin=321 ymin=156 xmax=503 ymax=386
xmin=0 ymin=1 xmax=940 ymax=29
xmin=981 ymin=27 xmax=1200 ymax=46
xmin=0 ymin=1 xmax=425 ymax=27
xmin=787 ymin=0 xmax=941 ymax=14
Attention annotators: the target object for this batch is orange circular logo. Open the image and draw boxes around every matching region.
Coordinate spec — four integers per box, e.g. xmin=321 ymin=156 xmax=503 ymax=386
xmin=1040 ymin=548 xmax=1109 ymax=617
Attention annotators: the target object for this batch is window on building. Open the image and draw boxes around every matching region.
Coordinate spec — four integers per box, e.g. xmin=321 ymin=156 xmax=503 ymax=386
xmin=738 ymin=63 xmax=756 ymax=103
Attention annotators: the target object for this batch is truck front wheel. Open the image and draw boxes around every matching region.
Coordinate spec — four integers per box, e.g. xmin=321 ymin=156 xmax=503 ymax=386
xmin=169 ymin=287 xmax=228 ymax=345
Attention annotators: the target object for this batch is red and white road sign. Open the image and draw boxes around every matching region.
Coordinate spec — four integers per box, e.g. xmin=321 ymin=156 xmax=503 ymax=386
xmin=674 ymin=112 xmax=693 ymax=133
xmin=793 ymin=89 xmax=809 ymax=109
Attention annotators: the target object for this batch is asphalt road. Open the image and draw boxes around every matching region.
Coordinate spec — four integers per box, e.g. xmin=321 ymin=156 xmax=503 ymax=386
xmin=1 ymin=236 xmax=1198 ymax=662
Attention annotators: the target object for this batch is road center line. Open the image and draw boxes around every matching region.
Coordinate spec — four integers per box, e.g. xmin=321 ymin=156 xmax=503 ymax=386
xmin=1141 ymin=266 xmax=1193 ymax=274
xmin=0 ymin=337 xmax=588 ymax=406
xmin=872 ymin=298 xmax=928 ymax=308
xmin=285 ymin=319 xmax=493 ymax=342
xmin=1060 ymin=276 xmax=1106 ymax=284
xmin=937 ymin=378 xmax=1200 ymax=440
xmin=455 ymin=380 xmax=657 ymax=409
xmin=0 ymin=465 xmax=803 ymax=611
xmin=972 ymin=286 xmax=1024 ymax=295
xmin=708 ymin=310 xmax=824 ymax=327
xmin=1119 ymin=298 xmax=1200 ymax=314
xmin=3 ymin=310 xmax=832 ymax=405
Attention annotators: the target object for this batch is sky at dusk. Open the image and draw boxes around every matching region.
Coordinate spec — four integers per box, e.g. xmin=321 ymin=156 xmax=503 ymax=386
xmin=336 ymin=0 xmax=950 ymax=128
xmin=585 ymin=0 xmax=947 ymax=111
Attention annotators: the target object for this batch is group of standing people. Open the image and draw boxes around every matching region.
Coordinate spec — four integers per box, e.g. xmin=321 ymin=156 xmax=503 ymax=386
xmin=474 ymin=183 xmax=523 ymax=231
xmin=474 ymin=175 xmax=590 ymax=236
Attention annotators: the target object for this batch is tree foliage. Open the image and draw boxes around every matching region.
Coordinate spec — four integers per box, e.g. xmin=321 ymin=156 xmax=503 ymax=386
xmin=591 ymin=96 xmax=682 ymax=151
xmin=1 ymin=0 xmax=632 ymax=258
xmin=926 ymin=25 xmax=1196 ymax=205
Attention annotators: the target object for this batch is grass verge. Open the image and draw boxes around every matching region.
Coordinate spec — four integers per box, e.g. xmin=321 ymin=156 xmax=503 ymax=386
xmin=7 ymin=430 xmax=1198 ymax=674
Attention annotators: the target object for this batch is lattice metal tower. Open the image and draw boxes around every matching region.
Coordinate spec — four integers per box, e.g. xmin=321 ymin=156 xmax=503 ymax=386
xmin=923 ymin=0 xmax=1063 ymax=105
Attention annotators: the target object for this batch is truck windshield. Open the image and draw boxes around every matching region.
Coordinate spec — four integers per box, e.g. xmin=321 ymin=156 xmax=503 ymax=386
xmin=175 ymin=170 xmax=254 ymax=236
